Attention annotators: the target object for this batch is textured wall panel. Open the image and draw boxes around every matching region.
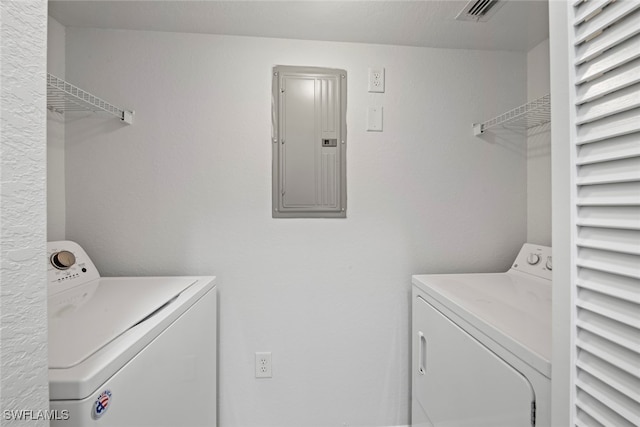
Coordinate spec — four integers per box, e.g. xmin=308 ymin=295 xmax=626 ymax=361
xmin=0 ymin=1 xmax=49 ymax=424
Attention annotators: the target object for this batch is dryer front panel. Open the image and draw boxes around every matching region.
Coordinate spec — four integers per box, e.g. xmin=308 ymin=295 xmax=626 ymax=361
xmin=412 ymin=291 xmax=535 ymax=427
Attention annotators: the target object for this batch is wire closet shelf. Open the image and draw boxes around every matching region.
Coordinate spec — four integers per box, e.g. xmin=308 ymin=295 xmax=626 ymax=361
xmin=47 ymin=73 xmax=133 ymax=124
xmin=473 ymin=94 xmax=550 ymax=136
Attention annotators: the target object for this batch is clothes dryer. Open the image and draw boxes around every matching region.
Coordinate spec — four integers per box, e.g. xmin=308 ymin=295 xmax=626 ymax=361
xmin=411 ymin=244 xmax=552 ymax=427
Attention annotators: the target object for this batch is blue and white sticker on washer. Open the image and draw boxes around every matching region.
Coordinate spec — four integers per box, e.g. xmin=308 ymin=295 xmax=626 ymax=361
xmin=92 ymin=390 xmax=112 ymax=420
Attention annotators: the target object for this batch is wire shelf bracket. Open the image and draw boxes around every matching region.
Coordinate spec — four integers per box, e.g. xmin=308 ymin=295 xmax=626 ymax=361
xmin=47 ymin=73 xmax=134 ymax=124
xmin=473 ymin=94 xmax=550 ymax=136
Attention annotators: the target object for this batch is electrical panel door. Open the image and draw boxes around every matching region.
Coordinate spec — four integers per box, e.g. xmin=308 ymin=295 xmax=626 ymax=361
xmin=272 ymin=66 xmax=347 ymax=218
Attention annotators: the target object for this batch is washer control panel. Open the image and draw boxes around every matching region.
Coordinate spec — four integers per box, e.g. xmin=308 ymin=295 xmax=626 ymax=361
xmin=50 ymin=250 xmax=76 ymax=270
xmin=48 ymin=241 xmax=100 ymax=293
xmin=511 ymin=243 xmax=552 ymax=281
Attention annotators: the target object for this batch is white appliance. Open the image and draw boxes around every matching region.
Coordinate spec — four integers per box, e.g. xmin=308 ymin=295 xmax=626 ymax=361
xmin=47 ymin=241 xmax=217 ymax=427
xmin=411 ymin=243 xmax=552 ymax=427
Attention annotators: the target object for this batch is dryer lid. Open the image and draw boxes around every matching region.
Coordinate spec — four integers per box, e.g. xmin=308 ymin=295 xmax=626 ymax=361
xmin=48 ymin=276 xmax=197 ymax=369
xmin=412 ymin=271 xmax=552 ymax=377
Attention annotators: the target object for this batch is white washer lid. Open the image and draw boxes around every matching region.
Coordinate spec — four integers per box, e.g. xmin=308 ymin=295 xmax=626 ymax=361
xmin=48 ymin=276 xmax=197 ymax=369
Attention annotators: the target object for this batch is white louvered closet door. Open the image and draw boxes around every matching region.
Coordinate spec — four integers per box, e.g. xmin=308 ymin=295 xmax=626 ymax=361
xmin=570 ymin=1 xmax=640 ymax=426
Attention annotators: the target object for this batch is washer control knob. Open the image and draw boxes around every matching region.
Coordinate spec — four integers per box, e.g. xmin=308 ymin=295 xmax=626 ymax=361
xmin=527 ymin=253 xmax=541 ymax=265
xmin=546 ymin=256 xmax=553 ymax=271
xmin=50 ymin=250 xmax=76 ymax=270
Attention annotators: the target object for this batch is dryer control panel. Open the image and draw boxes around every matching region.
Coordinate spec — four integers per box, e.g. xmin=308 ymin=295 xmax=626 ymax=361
xmin=48 ymin=241 xmax=100 ymax=293
xmin=511 ymin=243 xmax=552 ymax=281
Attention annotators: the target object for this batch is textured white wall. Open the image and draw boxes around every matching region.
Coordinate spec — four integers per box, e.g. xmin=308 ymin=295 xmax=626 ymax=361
xmin=527 ymin=39 xmax=552 ymax=246
xmin=64 ymin=29 xmax=527 ymax=427
xmin=47 ymin=15 xmax=66 ymax=241
xmin=0 ymin=0 xmax=49 ymax=424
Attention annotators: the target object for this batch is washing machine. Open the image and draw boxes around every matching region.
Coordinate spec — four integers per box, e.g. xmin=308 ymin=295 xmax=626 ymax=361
xmin=411 ymin=243 xmax=551 ymax=427
xmin=47 ymin=241 xmax=217 ymax=426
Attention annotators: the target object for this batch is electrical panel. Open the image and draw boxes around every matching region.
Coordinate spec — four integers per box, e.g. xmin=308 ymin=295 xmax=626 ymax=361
xmin=272 ymin=66 xmax=347 ymax=218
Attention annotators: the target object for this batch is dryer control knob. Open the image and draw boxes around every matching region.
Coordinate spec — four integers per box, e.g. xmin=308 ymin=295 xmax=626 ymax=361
xmin=51 ymin=250 xmax=76 ymax=270
xmin=546 ymin=256 xmax=552 ymax=271
xmin=527 ymin=253 xmax=541 ymax=265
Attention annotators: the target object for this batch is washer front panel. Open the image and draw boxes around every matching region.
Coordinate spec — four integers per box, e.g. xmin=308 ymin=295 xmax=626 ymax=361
xmin=49 ymin=276 xmax=216 ymax=400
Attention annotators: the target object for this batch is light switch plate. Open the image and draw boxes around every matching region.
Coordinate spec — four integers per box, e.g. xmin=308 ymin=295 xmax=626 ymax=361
xmin=367 ymin=106 xmax=383 ymax=132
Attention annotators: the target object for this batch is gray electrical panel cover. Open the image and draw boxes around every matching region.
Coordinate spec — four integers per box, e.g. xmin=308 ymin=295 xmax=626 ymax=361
xmin=272 ymin=66 xmax=347 ymax=218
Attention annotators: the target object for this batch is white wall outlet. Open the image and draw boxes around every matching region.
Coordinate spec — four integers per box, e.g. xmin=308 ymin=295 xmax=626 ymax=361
xmin=255 ymin=352 xmax=272 ymax=378
xmin=368 ymin=67 xmax=385 ymax=93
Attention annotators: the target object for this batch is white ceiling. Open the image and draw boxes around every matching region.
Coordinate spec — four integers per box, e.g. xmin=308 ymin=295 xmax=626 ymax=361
xmin=48 ymin=0 xmax=549 ymax=52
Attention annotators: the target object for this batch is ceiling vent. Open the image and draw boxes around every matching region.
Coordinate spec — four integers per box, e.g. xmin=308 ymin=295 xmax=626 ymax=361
xmin=455 ymin=0 xmax=505 ymax=22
